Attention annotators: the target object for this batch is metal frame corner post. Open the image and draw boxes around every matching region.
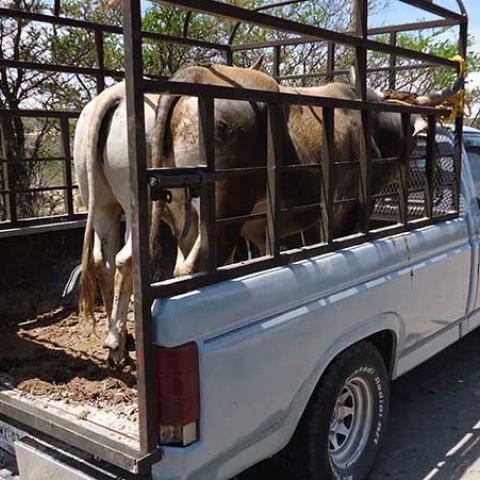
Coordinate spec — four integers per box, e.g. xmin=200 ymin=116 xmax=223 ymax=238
xmin=454 ymin=17 xmax=468 ymax=213
xmin=123 ymin=0 xmax=157 ymax=458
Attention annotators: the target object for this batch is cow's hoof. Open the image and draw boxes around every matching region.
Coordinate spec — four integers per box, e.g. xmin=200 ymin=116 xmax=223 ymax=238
xmin=174 ymin=263 xmax=194 ymax=277
xmin=107 ymin=347 xmax=126 ymax=369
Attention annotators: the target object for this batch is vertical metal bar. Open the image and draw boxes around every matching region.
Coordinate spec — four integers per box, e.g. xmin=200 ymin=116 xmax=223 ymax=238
xmin=123 ymin=0 xmax=157 ymax=456
xmin=353 ymin=0 xmax=368 ymax=101
xmin=399 ymin=113 xmax=412 ymax=225
xmin=53 ymin=0 xmax=60 ymax=16
xmin=453 ymin=20 xmax=467 ymax=213
xmin=198 ymin=96 xmax=217 ymax=271
xmin=0 ymin=121 xmax=7 ymax=222
xmin=226 ymin=48 xmax=233 ymax=66
xmin=59 ymin=117 xmax=74 ymax=218
xmin=273 ymin=46 xmax=281 ymax=78
xmin=0 ymin=116 xmax=17 ymax=225
xmin=94 ymin=28 xmax=106 ymax=94
xmin=425 ymin=115 xmax=436 ymax=219
xmin=389 ymin=32 xmax=397 ymax=90
xmin=358 ymin=110 xmax=371 ymax=233
xmin=266 ymin=103 xmax=282 ymax=258
xmin=454 ymin=114 xmax=463 ymax=213
xmin=353 ymin=0 xmax=370 ymax=233
xmin=326 ymin=42 xmax=335 ymax=83
xmin=321 ymin=107 xmax=334 ymax=244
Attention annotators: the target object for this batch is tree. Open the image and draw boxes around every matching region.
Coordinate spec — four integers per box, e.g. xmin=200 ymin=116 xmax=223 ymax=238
xmin=1 ymin=0 xmax=477 ymax=221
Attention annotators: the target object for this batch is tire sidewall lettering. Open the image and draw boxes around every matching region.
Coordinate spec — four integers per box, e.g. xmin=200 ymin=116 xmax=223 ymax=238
xmin=333 ymin=363 xmax=386 ymax=478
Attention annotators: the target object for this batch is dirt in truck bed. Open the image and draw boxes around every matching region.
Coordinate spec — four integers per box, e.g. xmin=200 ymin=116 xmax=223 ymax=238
xmin=0 ymin=306 xmax=139 ymax=444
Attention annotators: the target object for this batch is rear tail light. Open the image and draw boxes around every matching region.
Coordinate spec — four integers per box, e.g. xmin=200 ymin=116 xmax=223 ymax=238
xmin=155 ymin=343 xmax=200 ymax=446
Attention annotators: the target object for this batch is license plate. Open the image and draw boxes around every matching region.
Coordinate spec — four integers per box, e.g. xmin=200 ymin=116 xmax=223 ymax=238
xmin=0 ymin=419 xmax=26 ymax=455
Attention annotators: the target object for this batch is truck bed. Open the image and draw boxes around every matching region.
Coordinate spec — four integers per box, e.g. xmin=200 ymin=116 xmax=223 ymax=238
xmin=0 ymin=308 xmax=139 ymax=453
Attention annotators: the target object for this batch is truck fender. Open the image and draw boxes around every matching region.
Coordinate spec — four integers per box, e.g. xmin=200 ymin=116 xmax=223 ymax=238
xmin=278 ymin=313 xmax=403 ymax=450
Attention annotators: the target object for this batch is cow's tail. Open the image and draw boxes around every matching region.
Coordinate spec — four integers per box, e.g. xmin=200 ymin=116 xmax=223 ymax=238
xmin=149 ymin=70 xmax=194 ymax=282
xmin=79 ymin=82 xmax=125 ymax=327
xmin=149 ymin=93 xmax=182 ymax=282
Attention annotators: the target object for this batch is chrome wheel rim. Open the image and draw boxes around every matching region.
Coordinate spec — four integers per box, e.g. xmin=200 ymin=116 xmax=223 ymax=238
xmin=329 ymin=376 xmax=374 ymax=470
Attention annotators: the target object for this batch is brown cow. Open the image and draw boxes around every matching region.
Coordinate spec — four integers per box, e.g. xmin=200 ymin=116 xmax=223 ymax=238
xmin=152 ymin=74 xmax=464 ymax=271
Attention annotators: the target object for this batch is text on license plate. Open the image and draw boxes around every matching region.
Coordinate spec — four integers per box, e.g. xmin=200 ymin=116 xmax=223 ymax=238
xmin=0 ymin=419 xmax=26 ymax=455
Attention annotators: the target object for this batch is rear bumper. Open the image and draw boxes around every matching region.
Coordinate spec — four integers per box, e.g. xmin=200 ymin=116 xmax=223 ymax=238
xmin=15 ymin=437 xmax=125 ymax=480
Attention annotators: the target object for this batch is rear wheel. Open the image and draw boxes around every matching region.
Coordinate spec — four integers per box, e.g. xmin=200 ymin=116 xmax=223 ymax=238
xmin=285 ymin=342 xmax=390 ymax=480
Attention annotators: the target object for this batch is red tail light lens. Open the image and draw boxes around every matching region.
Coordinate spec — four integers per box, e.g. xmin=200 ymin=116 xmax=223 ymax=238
xmin=155 ymin=343 xmax=200 ymax=446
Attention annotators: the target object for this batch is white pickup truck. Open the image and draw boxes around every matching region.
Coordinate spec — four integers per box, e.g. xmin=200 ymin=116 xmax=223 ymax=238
xmin=1 ymin=126 xmax=479 ymax=480
xmin=141 ymin=126 xmax=480 ymax=480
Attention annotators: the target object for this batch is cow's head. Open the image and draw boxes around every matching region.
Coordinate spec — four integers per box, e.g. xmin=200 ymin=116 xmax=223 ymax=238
xmin=348 ymin=69 xmax=465 ymax=159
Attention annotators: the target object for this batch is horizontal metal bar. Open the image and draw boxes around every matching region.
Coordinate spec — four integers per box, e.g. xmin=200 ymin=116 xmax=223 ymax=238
xmin=371 ymin=155 xmax=428 ymax=164
xmin=281 ymin=202 xmax=322 ymax=215
xmin=334 ymin=161 xmax=360 ymax=167
xmin=371 ymin=192 xmax=399 ymax=200
xmin=368 ymin=17 xmax=459 ymax=35
xmin=0 ymin=157 xmax=67 ymax=164
xmin=236 ymin=34 xmax=458 ymax=68
xmin=0 ymin=7 xmax=123 ymax=33
xmin=366 ymin=38 xmax=458 ymax=68
xmin=216 ymin=166 xmax=267 ymax=176
xmin=216 ymin=211 xmax=266 ymax=225
xmin=399 ymin=0 xmax=465 ymax=21
xmin=233 ymin=18 xmax=458 ymax=52
xmin=149 ymin=174 xmax=202 ymax=189
xmin=148 ymin=166 xmax=209 ymax=189
xmin=0 ymin=7 xmax=229 ymax=52
xmin=147 ymin=166 xmax=208 ymax=175
xmin=0 ymin=109 xmax=79 ymax=118
xmin=0 ymin=217 xmax=86 ymax=236
xmin=0 ymin=185 xmax=78 ymax=194
xmin=333 ymin=198 xmax=359 ymax=205
xmin=278 ymin=62 xmax=439 ymax=82
xmin=282 ymin=163 xmax=322 ymax=169
xmin=142 ymin=79 xmax=449 ymax=116
xmin=0 ymin=58 xmax=123 ymax=78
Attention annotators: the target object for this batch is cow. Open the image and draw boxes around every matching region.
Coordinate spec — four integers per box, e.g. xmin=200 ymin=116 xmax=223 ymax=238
xmin=76 ymin=57 xmax=463 ymax=367
xmin=151 ymin=73 xmax=464 ymax=269
xmin=74 ymin=57 xmax=278 ymax=366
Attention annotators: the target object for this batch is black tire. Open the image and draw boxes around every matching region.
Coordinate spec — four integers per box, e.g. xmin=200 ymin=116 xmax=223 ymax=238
xmin=283 ymin=342 xmax=390 ymax=480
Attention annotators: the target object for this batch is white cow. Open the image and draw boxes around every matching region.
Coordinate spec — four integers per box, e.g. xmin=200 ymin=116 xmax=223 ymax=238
xmin=74 ymin=57 xmax=269 ymax=366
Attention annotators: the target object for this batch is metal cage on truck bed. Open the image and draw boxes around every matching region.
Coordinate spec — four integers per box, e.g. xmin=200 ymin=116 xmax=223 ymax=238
xmin=0 ymin=0 xmax=469 ymax=477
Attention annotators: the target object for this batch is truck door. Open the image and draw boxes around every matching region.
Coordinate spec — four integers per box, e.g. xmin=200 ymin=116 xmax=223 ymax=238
xmin=463 ymin=131 xmax=480 ymax=330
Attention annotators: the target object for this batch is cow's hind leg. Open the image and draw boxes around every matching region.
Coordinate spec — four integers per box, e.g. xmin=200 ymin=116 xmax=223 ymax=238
xmin=92 ymin=205 xmax=121 ymax=323
xmin=104 ymin=223 xmax=133 ymax=366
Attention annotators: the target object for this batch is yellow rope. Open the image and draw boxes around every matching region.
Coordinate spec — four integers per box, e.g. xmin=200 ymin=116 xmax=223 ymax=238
xmin=437 ymin=55 xmax=467 ymax=124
